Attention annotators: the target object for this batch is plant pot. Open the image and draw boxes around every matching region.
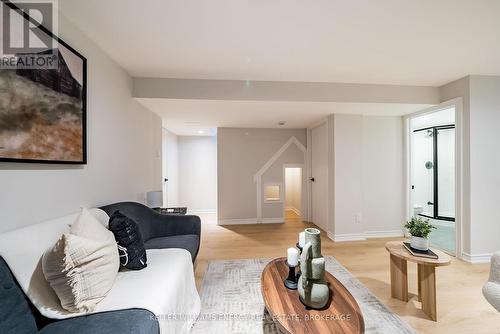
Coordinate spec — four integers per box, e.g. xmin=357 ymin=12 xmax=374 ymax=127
xmin=410 ymin=236 xmax=429 ymax=251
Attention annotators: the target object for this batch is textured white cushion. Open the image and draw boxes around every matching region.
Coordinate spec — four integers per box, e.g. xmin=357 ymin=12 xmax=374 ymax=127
xmin=483 ymin=251 xmax=500 ymax=312
xmin=42 ymin=208 xmax=119 ymax=313
xmin=70 ymin=207 xmax=110 ymax=239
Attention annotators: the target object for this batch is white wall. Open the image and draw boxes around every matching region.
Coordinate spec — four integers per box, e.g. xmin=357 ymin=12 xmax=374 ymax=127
xmin=133 ymin=77 xmax=440 ymax=104
xmin=468 ymin=76 xmax=500 ymax=256
xmin=330 ymin=114 xmax=404 ymax=240
xmin=261 ymin=145 xmax=305 ymax=219
xmin=217 ymin=128 xmax=306 ymax=222
xmin=439 ymin=75 xmax=500 ymax=261
xmin=162 ymin=128 xmax=179 ymax=207
xmin=0 ymin=14 xmax=162 ymax=233
xmin=333 ymin=114 xmax=364 ymax=237
xmin=362 ymin=116 xmax=404 ymax=234
xmin=178 ymin=136 xmax=217 ymax=212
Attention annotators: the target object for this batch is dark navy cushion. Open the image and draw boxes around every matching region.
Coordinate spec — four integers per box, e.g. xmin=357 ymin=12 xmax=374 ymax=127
xmin=0 ymin=257 xmax=38 ymax=334
xmin=39 ymin=309 xmax=159 ymax=334
xmin=144 ymin=234 xmax=199 ymax=261
xmin=109 ymin=210 xmax=147 ymax=270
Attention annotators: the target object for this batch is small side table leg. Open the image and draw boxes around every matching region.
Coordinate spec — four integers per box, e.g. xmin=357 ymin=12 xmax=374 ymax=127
xmin=417 ymin=264 xmax=423 ymax=302
xmin=419 ymin=265 xmax=437 ymax=321
xmin=390 ymin=254 xmax=408 ymax=302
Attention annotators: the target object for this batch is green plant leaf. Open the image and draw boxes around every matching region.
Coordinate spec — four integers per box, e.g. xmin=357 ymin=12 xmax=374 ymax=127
xmin=404 ymin=217 xmax=436 ymax=238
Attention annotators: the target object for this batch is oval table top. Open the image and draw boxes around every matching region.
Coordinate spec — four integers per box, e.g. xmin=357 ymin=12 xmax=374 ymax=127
xmin=261 ymin=257 xmax=364 ymax=334
xmin=385 ymin=241 xmax=451 ymax=266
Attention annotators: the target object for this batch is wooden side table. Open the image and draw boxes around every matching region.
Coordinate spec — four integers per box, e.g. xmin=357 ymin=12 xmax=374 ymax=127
xmin=385 ymin=241 xmax=451 ymax=321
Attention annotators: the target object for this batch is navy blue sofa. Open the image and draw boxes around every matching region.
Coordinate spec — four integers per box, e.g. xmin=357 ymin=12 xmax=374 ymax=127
xmin=100 ymin=201 xmax=201 ymax=262
xmin=0 ymin=202 xmax=201 ymax=334
xmin=0 ymin=257 xmax=158 ymax=334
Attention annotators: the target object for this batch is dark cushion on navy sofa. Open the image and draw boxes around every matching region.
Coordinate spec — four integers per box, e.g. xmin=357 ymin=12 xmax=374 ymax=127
xmin=109 ymin=210 xmax=147 ymax=270
xmin=39 ymin=309 xmax=159 ymax=334
xmin=145 ymin=234 xmax=200 ymax=260
xmin=0 ymin=257 xmax=38 ymax=334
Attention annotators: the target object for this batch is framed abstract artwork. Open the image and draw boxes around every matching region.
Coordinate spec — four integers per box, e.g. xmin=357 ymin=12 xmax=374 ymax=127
xmin=0 ymin=1 xmax=87 ymax=164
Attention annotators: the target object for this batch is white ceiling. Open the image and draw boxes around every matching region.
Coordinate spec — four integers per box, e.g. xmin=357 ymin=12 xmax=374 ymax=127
xmin=136 ymin=99 xmax=432 ymax=136
xmin=60 ymin=0 xmax=500 ymax=86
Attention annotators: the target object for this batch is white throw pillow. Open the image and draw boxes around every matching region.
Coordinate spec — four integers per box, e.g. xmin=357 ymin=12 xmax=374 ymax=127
xmin=88 ymin=208 xmax=111 ymax=228
xmin=70 ymin=207 xmax=110 ymax=240
xmin=42 ymin=208 xmax=119 ymax=313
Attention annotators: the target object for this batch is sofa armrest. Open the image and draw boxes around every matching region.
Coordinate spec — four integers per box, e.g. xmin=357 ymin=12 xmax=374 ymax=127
xmin=39 ymin=309 xmax=159 ymax=334
xmin=150 ymin=212 xmax=201 ymax=239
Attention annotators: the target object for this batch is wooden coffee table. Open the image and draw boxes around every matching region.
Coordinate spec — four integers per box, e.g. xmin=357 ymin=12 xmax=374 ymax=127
xmin=261 ymin=258 xmax=364 ymax=334
xmin=385 ymin=241 xmax=451 ymax=321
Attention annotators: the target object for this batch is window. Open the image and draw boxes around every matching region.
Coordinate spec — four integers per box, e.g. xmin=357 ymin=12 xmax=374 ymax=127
xmin=264 ymin=184 xmax=282 ymax=202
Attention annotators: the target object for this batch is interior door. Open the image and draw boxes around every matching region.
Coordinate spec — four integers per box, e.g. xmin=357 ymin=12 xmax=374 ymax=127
xmin=411 ymin=129 xmax=434 ymax=217
xmin=162 ymin=129 xmax=169 ymax=207
xmin=311 ymin=123 xmax=328 ymax=231
xmin=437 ymin=127 xmax=455 ymax=219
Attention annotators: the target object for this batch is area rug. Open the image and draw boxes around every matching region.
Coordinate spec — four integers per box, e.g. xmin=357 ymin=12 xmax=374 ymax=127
xmin=191 ymin=257 xmax=418 ymax=334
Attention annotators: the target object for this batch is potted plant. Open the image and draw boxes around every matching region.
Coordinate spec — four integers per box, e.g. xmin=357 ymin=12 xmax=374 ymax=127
xmin=404 ymin=217 xmax=436 ymax=251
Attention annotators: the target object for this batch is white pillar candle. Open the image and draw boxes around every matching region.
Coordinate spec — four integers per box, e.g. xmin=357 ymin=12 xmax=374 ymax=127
xmin=298 ymin=232 xmax=305 ymax=248
xmin=287 ymin=247 xmax=299 ymax=267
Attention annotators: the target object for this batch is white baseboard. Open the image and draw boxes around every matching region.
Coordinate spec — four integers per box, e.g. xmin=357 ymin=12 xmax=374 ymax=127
xmin=218 ymin=217 xmax=284 ymax=225
xmin=365 ymin=230 xmax=404 ymax=238
xmin=327 ymin=230 xmax=404 ymax=242
xmin=285 ymin=206 xmax=301 ymax=217
xmin=327 ymin=232 xmax=367 ymax=242
xmin=218 ymin=218 xmax=258 ymax=225
xmin=262 ymin=217 xmax=285 ymax=224
xmin=462 ymin=252 xmax=492 ymax=264
xmin=187 ymin=209 xmax=216 ymax=214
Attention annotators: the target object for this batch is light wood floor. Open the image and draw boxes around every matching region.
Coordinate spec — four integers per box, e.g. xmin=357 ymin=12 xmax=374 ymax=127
xmin=194 ymin=211 xmax=499 ymax=334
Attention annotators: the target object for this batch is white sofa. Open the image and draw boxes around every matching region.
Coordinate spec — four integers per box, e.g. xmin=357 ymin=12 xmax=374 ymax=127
xmin=0 ymin=208 xmax=201 ymax=334
xmin=483 ymin=251 xmax=500 ymax=312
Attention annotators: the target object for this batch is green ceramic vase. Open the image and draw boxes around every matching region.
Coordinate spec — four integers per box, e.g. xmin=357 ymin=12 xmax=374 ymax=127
xmin=298 ymin=228 xmax=329 ymax=309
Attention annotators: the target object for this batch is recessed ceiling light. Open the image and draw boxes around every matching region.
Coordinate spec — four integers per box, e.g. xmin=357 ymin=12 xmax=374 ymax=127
xmin=197 ymin=130 xmax=205 ymax=134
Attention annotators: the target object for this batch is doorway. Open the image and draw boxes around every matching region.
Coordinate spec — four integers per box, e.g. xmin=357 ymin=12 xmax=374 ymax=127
xmin=284 ymin=167 xmax=302 ymax=220
xmin=162 ymin=129 xmax=218 ymax=222
xmin=406 ymin=100 xmax=462 ymax=257
xmin=162 ymin=128 xmax=179 ymax=208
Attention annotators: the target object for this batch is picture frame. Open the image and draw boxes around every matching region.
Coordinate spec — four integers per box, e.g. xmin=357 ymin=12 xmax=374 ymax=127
xmin=0 ymin=1 xmax=87 ymax=164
